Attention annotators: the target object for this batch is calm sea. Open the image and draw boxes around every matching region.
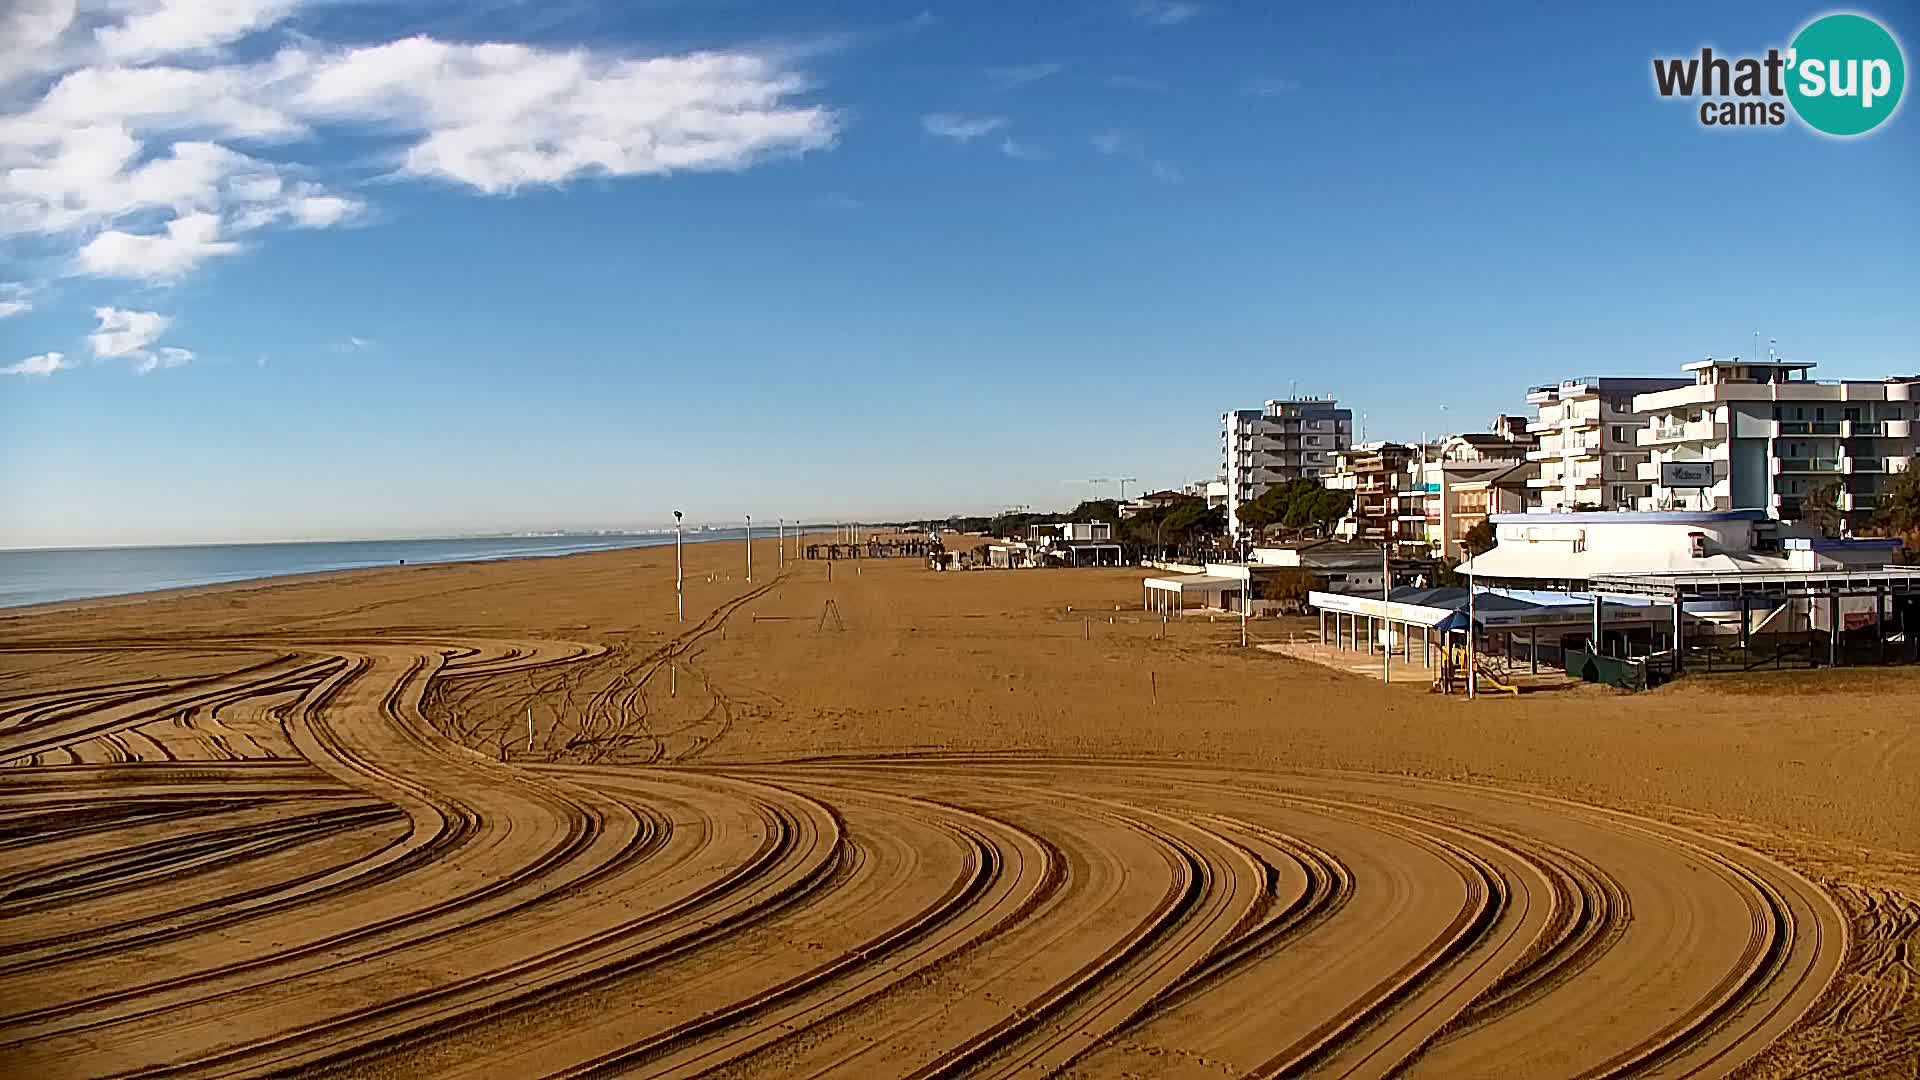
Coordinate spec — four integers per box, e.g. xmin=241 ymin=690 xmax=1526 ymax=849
xmin=0 ymin=530 xmax=768 ymax=609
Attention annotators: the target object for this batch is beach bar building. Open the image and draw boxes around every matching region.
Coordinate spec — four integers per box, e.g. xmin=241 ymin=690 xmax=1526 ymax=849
xmin=1308 ymin=587 xmax=1671 ymax=672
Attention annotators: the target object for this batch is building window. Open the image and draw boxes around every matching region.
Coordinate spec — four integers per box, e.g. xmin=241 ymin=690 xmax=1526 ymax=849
xmin=1611 ymin=485 xmax=1627 ymax=504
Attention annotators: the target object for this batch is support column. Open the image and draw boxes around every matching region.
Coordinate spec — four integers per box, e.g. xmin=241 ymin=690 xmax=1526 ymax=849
xmin=1423 ymin=625 xmax=1431 ymax=668
xmin=1591 ymin=593 xmax=1603 ymax=654
xmin=1530 ymin=625 xmax=1539 ymax=674
xmin=1320 ymin=606 xmax=1327 ymax=646
xmin=1672 ymin=588 xmax=1684 ymax=675
xmin=1877 ymin=587 xmax=1888 ymax=663
xmin=1829 ymin=591 xmax=1841 ymax=667
xmin=1739 ymin=593 xmax=1751 ymax=668
xmin=1368 ymin=616 xmax=1376 ymax=655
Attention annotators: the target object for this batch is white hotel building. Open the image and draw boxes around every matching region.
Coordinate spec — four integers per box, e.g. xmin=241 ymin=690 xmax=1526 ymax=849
xmin=1523 ymin=376 xmax=1689 ymax=512
xmin=1633 ymin=359 xmax=1918 ymax=527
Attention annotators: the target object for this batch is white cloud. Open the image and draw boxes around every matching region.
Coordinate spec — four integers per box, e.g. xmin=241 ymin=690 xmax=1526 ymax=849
xmin=1243 ymin=76 xmax=1301 ymax=96
xmin=998 ymin=137 xmax=1047 ymax=161
xmin=0 ymin=14 xmax=839 ymax=285
xmin=77 ymin=211 xmax=242 ymax=280
xmin=1134 ymin=2 xmax=1202 ymax=27
xmin=1090 ymin=129 xmax=1180 ymax=181
xmin=87 ymin=306 xmax=172 ymax=357
xmin=96 ymin=0 xmax=302 ymax=63
xmin=332 ymin=334 xmax=370 ymax=352
xmin=134 ymin=345 xmax=193 ymax=373
xmin=922 ymin=113 xmax=1009 ymax=142
xmin=293 ymin=38 xmax=838 ymax=194
xmin=984 ymin=62 xmax=1063 ymax=89
xmin=84 ymin=306 xmax=194 ymax=372
xmin=1 ymin=351 xmax=67 ymax=377
xmin=0 ymin=283 xmax=31 ymax=319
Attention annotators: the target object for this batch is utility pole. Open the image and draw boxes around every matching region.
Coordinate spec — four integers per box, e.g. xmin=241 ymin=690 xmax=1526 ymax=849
xmin=1382 ymin=543 xmax=1391 ymax=684
xmin=1467 ymin=560 xmax=1478 ymax=699
xmin=674 ymin=510 xmax=684 ymax=623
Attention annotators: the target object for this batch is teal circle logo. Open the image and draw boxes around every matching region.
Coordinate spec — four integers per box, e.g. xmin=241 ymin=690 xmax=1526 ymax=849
xmin=1787 ymin=13 xmax=1905 ymax=136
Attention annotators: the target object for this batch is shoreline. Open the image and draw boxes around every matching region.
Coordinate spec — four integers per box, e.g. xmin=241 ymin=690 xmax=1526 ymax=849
xmin=0 ymin=528 xmax=844 ymax=620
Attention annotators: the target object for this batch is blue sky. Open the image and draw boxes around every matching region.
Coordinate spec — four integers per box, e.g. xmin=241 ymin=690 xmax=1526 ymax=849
xmin=2 ymin=0 xmax=1916 ymax=546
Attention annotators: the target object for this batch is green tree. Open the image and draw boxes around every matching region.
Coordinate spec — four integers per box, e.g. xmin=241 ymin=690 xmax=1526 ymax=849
xmin=1801 ymin=478 xmax=1845 ymax=537
xmin=1873 ymin=468 xmax=1920 ymax=534
xmin=1461 ymin=519 xmax=1497 ymax=557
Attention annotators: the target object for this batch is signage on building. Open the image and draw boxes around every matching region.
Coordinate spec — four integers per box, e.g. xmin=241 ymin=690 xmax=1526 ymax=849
xmin=1661 ymin=461 xmax=1714 ymax=488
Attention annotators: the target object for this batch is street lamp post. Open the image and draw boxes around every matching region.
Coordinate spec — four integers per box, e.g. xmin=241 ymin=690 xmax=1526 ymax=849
xmin=673 ymin=510 xmax=684 ymax=624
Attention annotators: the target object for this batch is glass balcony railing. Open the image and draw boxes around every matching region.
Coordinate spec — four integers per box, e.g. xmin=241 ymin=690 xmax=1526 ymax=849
xmin=1777 ymin=458 xmax=1841 ymax=473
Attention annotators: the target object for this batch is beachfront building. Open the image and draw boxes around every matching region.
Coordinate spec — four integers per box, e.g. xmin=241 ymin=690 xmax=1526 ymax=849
xmin=1400 ymin=426 xmax=1539 ymax=560
xmin=1330 ymin=442 xmax=1421 ymax=549
xmin=1222 ymin=397 xmax=1353 ymax=534
xmin=1457 ymin=509 xmax=1919 ymax=668
xmin=1524 ymin=375 xmax=1689 ymax=513
xmin=1632 ymin=359 xmax=1918 ymax=528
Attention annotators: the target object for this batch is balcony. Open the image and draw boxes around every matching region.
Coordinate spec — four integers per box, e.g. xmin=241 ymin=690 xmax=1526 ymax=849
xmin=1846 ymin=493 xmax=1881 ymax=512
xmin=1774 ymin=420 xmax=1844 ymax=437
xmin=1846 ymin=420 xmax=1885 ymax=437
xmin=1637 ymin=419 xmax=1725 ymax=446
xmin=1774 ymin=458 xmax=1842 ymax=474
xmin=1848 ymin=456 xmax=1886 ymax=473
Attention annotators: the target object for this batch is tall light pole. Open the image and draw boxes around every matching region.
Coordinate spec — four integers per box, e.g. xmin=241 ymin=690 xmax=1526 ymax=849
xmin=673 ymin=510 xmax=684 ymax=624
xmin=1467 ymin=559 xmax=1478 ymax=699
xmin=745 ymin=514 xmax=752 ymax=583
xmin=1382 ymin=542 xmax=1392 ymax=684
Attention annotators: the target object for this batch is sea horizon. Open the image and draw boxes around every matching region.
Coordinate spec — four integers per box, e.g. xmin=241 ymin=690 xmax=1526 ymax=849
xmin=0 ymin=527 xmax=837 ymax=610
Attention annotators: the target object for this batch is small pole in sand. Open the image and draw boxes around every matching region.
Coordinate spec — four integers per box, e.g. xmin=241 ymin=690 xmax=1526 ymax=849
xmin=1151 ymin=671 xmax=1157 ymax=703
xmin=1084 ymin=619 xmax=1090 ymax=640
xmin=674 ymin=510 xmax=685 ymax=624
xmin=526 ymin=708 xmax=533 ymax=754
xmin=671 ymin=663 xmax=677 ymax=697
xmin=746 ymin=514 xmax=753 ymax=583
xmin=778 ymin=518 xmax=785 ymax=569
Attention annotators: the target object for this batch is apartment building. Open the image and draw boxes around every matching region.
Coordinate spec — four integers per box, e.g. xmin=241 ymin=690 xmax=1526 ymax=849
xmin=1524 ymin=376 xmax=1689 ymax=512
xmin=1634 ymin=359 xmax=1918 ymax=526
xmin=1400 ymin=429 xmax=1538 ymax=560
xmin=1221 ymin=397 xmax=1353 ymax=534
xmin=1331 ymin=442 xmax=1420 ymax=548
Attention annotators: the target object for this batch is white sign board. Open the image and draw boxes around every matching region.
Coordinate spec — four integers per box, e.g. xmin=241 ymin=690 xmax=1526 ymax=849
xmin=1660 ymin=461 xmax=1714 ymax=488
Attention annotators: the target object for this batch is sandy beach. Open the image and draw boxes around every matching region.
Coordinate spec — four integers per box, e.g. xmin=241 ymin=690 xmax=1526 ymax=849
xmin=1 ymin=538 xmax=1914 ymax=1078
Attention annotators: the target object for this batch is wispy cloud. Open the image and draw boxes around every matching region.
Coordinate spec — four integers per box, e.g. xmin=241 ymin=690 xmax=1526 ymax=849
xmin=998 ymin=137 xmax=1048 ymax=161
xmin=0 ymin=282 xmax=31 ymax=319
xmin=88 ymin=307 xmax=172 ymax=359
xmin=1090 ymin=130 xmax=1180 ymax=181
xmin=87 ymin=306 xmax=196 ymax=372
xmin=921 ymin=113 xmax=1011 ymax=142
xmin=1243 ymin=75 xmax=1302 ymax=96
xmin=1133 ymin=1 xmax=1202 ymax=27
xmin=984 ymin=62 xmax=1064 ymax=89
xmin=814 ymin=192 xmax=865 ymax=211
xmin=2 ymin=352 xmax=67 ymax=377
xmin=333 ymin=335 xmax=372 ymax=353
xmin=1103 ymin=75 xmax=1167 ymax=92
